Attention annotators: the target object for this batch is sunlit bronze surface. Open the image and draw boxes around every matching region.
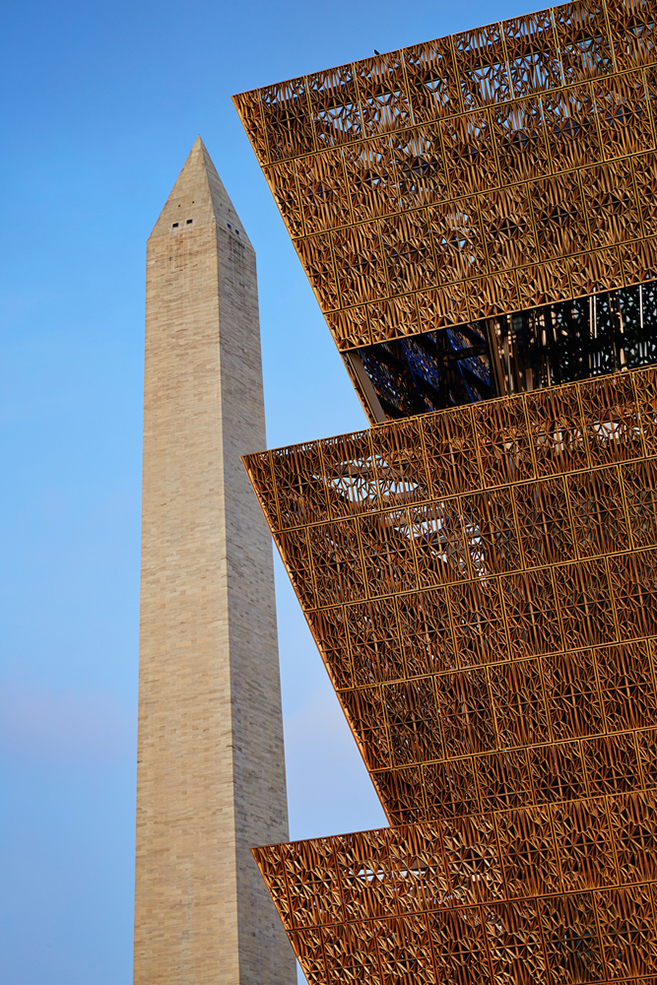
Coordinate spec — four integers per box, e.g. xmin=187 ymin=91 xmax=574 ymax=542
xmin=234 ymin=0 xmax=657 ymax=351
xmin=254 ymin=794 xmax=657 ymax=984
xmin=243 ymin=366 xmax=657 ymax=984
xmin=235 ymin=4 xmax=657 ymax=982
xmin=244 ymin=367 xmax=657 ymax=824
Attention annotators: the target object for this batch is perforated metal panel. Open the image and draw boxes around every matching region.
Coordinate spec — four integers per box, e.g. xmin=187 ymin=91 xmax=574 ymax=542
xmin=244 ymin=367 xmax=657 ymax=820
xmin=254 ymin=797 xmax=657 ymax=985
xmin=234 ymin=0 xmax=657 ymax=351
xmin=244 ymin=366 xmax=657 ymax=985
xmin=236 ymin=5 xmax=657 ymax=982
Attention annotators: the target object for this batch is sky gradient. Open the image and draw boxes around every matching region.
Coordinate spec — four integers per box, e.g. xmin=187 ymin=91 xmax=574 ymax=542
xmin=2 ymin=1 xmax=530 ymax=981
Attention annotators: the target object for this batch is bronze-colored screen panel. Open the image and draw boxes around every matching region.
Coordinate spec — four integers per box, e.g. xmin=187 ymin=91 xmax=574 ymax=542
xmin=633 ymin=150 xmax=657 ymax=237
xmin=403 ymin=35 xmax=462 ymax=123
xmin=452 ymin=21 xmax=513 ymax=109
xmin=306 ymin=64 xmax=364 ymax=149
xmin=623 ymin=457 xmax=657 ymax=547
xmin=234 ymin=1 xmax=657 ymax=351
xmin=441 ymin=108 xmax=501 ymax=194
xmin=237 ymin=8 xmax=657 ymax=974
xmin=540 ymin=892 xmax=606 ymax=979
xmin=553 ymin=797 xmax=616 ymax=888
xmin=293 ymin=150 xmax=352 ymax=236
xmin=427 ymin=196 xmax=486 ymax=284
xmin=294 ymin=233 xmax=340 ymax=311
xmin=543 ymin=82 xmax=602 ymax=172
xmin=353 ymin=51 xmax=413 ymax=137
xmin=389 ymin=124 xmax=449 ymax=210
xmin=341 ymin=139 xmax=401 ymax=222
xmin=496 ymin=905 xmax=550 ymax=974
xmin=600 ymin=640 xmax=657 ymax=731
xmin=478 ymin=183 xmax=537 ymax=272
xmin=607 ymin=0 xmax=657 ymax=72
xmin=263 ymin=161 xmax=305 ymax=238
xmin=243 ymin=370 xmax=657 ymax=823
xmin=566 ymin=466 xmax=628 ymax=557
xmin=469 ymin=269 xmax=521 ymax=321
xmin=259 ymin=78 xmax=315 ymax=161
xmin=502 ymin=567 xmax=564 ymax=656
xmin=594 ymin=69 xmax=655 ymax=159
xmin=394 ymin=588 xmax=456 ymax=676
xmin=512 ymin=478 xmax=576 ymax=565
xmin=475 ymin=750 xmax=535 ymax=814
xmin=332 ymin=222 xmax=388 ymax=307
xmin=491 ymin=95 xmax=551 ymax=184
xmin=364 ymin=294 xmax=420 ymax=344
xmin=324 ymin=305 xmax=372 ymax=348
xmin=368 ymin=416 xmax=430 ymax=506
xmin=569 ymin=244 xmax=625 ymax=296
xmin=503 ymin=9 xmax=563 ymax=96
xmin=471 ymin=395 xmax=534 ymax=486
xmin=530 ymin=170 xmax=590 ymax=261
xmin=552 ymin=0 xmax=615 ymax=84
xmin=379 ymin=210 xmax=437 ymax=295
xmin=497 ymin=804 xmax=561 ymax=895
xmin=461 ymin=486 xmax=522 ymax=573
xmin=581 ymin=158 xmax=643 ymax=248
xmin=544 ymin=648 xmax=606 ymax=739
xmin=516 ymin=256 xmax=572 ymax=306
xmin=253 ymin=796 xmax=657 ymax=983
xmin=319 ymin=429 xmax=379 ymax=519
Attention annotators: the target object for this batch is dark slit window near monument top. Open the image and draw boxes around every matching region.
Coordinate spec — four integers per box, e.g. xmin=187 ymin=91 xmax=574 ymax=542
xmin=345 ymin=279 xmax=657 ymax=423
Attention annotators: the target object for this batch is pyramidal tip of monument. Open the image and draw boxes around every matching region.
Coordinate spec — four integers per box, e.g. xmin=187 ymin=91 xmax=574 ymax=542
xmin=150 ymin=135 xmax=251 ymax=247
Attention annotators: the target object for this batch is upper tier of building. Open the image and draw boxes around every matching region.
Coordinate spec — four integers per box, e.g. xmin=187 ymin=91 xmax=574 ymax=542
xmin=234 ymin=0 xmax=657 ymax=393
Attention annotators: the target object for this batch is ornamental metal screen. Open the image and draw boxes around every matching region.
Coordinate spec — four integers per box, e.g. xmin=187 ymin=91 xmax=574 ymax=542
xmin=254 ymin=798 xmax=657 ymax=985
xmin=243 ymin=368 xmax=657 ymax=825
xmin=234 ymin=0 xmax=657 ymax=352
xmin=235 ymin=3 xmax=657 ymax=983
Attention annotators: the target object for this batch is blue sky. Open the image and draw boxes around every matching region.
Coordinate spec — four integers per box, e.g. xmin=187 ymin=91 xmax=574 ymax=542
xmin=2 ymin=0 xmax=529 ymax=981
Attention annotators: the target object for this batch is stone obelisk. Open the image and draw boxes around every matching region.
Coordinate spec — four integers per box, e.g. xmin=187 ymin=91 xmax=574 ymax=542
xmin=134 ymin=137 xmax=295 ymax=985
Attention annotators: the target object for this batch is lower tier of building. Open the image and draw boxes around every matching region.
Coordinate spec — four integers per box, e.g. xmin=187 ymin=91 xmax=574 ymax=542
xmin=254 ymin=791 xmax=657 ymax=985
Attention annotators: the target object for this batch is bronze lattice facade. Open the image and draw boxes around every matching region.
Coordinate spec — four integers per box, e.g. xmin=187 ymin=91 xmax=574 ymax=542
xmin=235 ymin=2 xmax=657 ymax=982
xmin=234 ymin=0 xmax=657 ymax=355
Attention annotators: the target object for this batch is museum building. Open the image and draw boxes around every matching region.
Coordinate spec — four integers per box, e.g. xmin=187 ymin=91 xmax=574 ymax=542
xmin=235 ymin=2 xmax=657 ymax=980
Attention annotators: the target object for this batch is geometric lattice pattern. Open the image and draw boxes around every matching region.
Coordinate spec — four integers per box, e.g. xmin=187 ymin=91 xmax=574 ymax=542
xmin=234 ymin=0 xmax=657 ymax=350
xmin=244 ymin=367 xmax=657 ymax=823
xmin=244 ymin=365 xmax=657 ymax=984
xmin=236 ymin=5 xmax=657 ymax=983
xmin=254 ymin=793 xmax=657 ymax=985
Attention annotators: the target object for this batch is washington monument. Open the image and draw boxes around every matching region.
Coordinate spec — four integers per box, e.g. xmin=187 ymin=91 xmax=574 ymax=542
xmin=133 ymin=136 xmax=295 ymax=985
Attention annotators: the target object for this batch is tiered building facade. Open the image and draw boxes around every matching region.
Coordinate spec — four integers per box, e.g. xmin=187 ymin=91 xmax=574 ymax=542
xmin=235 ymin=2 xmax=657 ymax=981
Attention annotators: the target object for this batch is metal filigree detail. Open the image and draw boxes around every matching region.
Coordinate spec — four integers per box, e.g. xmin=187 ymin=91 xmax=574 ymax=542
xmin=234 ymin=0 xmax=657 ymax=352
